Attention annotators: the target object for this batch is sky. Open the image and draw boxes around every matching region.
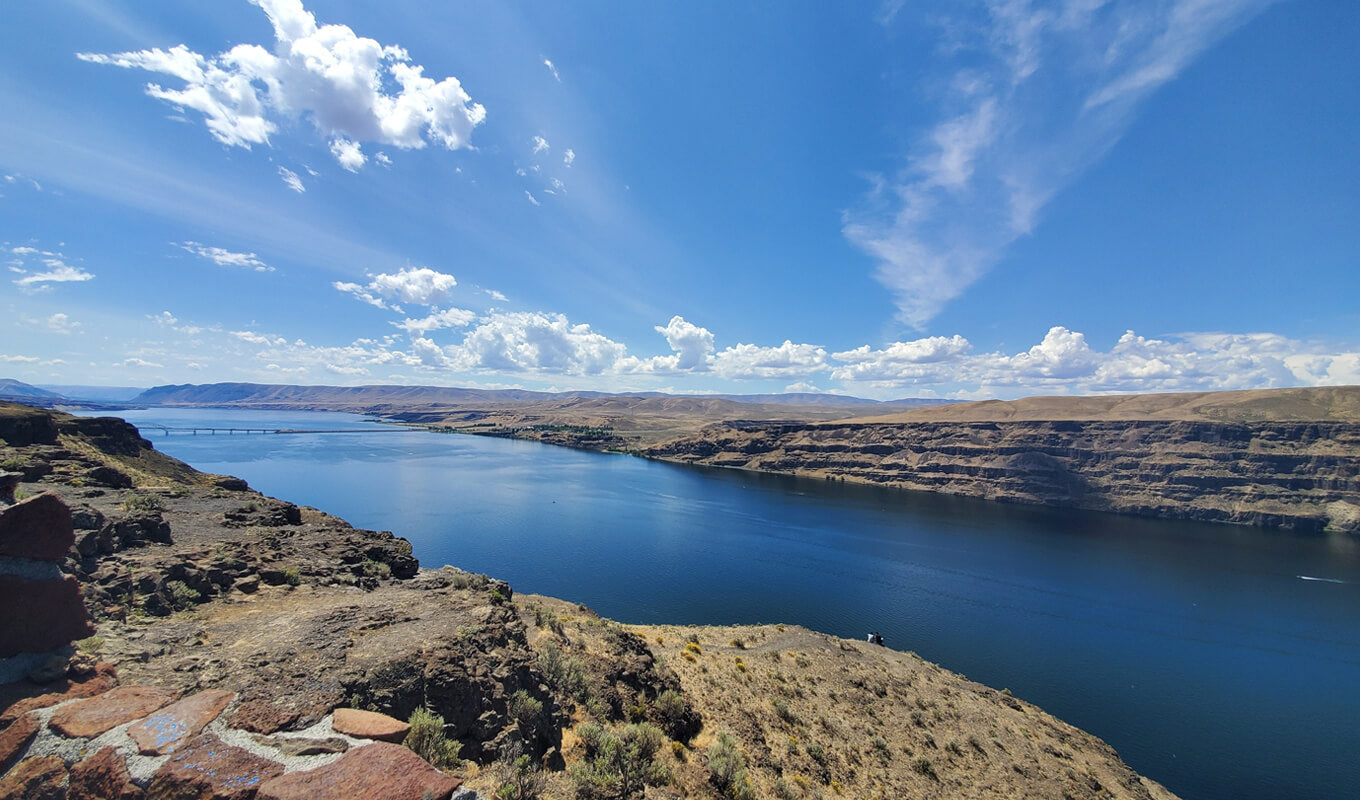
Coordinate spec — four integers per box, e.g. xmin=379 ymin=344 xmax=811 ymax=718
xmin=1 ymin=0 xmax=1356 ymax=400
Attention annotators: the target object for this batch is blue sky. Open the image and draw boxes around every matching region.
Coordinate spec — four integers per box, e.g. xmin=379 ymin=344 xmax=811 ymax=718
xmin=1 ymin=0 xmax=1356 ymax=399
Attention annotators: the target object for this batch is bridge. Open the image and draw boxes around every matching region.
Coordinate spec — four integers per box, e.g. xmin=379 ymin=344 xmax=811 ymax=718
xmin=140 ymin=426 xmax=410 ymax=436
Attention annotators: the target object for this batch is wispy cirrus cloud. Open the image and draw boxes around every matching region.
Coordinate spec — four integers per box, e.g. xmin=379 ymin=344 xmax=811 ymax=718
xmin=176 ymin=241 xmax=275 ymax=272
xmin=848 ymin=0 xmax=1277 ymax=330
xmin=77 ymin=0 xmax=486 ymax=170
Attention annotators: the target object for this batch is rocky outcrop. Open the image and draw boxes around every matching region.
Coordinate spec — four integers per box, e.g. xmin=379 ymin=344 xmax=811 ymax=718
xmin=645 ymin=419 xmax=1360 ymax=532
xmin=0 ymin=493 xmax=95 ymax=664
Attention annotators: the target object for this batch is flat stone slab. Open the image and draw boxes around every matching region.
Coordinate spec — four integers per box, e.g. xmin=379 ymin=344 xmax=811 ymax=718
xmin=69 ymin=745 xmax=144 ymax=800
xmin=331 ymin=708 xmax=410 ymax=743
xmin=0 ymin=492 xmax=73 ymax=561
xmin=0 ymin=661 xmax=119 ymax=726
xmin=147 ymin=733 xmax=284 ymax=800
xmin=0 ymin=711 xmax=39 ymax=771
xmin=49 ymin=684 xmax=178 ymax=739
xmin=0 ymin=754 xmax=68 ymax=800
xmin=257 ymin=742 xmax=461 ymax=800
xmin=129 ymin=689 xmax=235 ymax=755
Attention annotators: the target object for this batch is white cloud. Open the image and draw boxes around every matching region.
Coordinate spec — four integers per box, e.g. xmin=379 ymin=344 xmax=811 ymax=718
xmin=231 ymin=330 xmax=288 ymax=346
xmin=330 ymin=137 xmax=365 ymax=171
xmin=278 ymin=166 xmax=305 ymax=192
xmin=525 ymin=191 xmax=540 ymax=206
xmin=485 ymin=288 xmax=508 ymax=302
xmin=532 ymin=135 xmax=550 ymax=155
xmin=713 ymin=340 xmax=829 ymax=380
xmin=121 ymin=358 xmax=163 ymax=368
xmin=449 ymin=311 xmax=627 ymax=375
xmin=563 ymin=148 xmax=576 ymax=167
xmin=12 ymin=253 xmax=95 ymax=289
xmin=151 ymin=311 xmax=178 ymax=326
xmin=394 ymin=307 xmax=477 ymax=335
xmin=333 ymin=266 xmax=457 ymax=311
xmin=176 ymin=241 xmax=275 ymax=272
xmin=47 ymin=313 xmax=80 ymax=334
xmin=78 ymin=0 xmax=486 ymax=169
xmin=845 ymin=0 xmax=1277 ymax=329
xmin=543 ymin=57 xmax=561 ymax=82
xmin=0 ymin=354 xmax=40 ymax=363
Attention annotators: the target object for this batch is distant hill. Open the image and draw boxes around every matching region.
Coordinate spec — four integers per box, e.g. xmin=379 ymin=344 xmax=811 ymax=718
xmin=36 ymin=384 xmax=146 ymax=403
xmin=838 ymin=386 xmax=1360 ymax=424
xmin=129 ymin=382 xmax=949 ymax=411
xmin=0 ymin=378 xmax=63 ymax=401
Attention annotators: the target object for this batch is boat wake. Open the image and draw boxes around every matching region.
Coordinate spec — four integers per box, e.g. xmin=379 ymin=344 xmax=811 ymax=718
xmin=1297 ymin=575 xmax=1347 ymax=584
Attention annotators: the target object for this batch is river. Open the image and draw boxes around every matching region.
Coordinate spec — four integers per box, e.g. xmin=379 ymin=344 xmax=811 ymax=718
xmin=82 ymin=408 xmax=1360 ymax=800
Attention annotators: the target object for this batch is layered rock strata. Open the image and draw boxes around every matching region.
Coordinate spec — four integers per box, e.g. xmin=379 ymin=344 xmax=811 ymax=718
xmin=645 ymin=419 xmax=1360 ymax=531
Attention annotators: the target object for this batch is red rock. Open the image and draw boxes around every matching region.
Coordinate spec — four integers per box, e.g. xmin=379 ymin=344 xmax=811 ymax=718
xmin=257 ymin=742 xmax=461 ymax=800
xmin=0 ymin=662 xmax=118 ymax=727
xmin=0 ymin=755 xmax=68 ymax=800
xmin=330 ymin=708 xmax=410 ymax=743
xmin=69 ymin=746 xmax=145 ymax=800
xmin=226 ymin=701 xmax=300 ymax=735
xmin=49 ymin=684 xmax=178 ymax=739
xmin=0 ymin=712 xmax=39 ymax=772
xmin=128 ymin=689 xmax=235 ymax=755
xmin=146 ymin=733 xmax=284 ymax=800
xmin=0 ymin=574 xmax=95 ymax=659
xmin=0 ymin=492 xmax=73 ymax=561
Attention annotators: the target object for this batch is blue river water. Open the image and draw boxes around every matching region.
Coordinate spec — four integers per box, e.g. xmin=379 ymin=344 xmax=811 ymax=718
xmin=86 ymin=408 xmax=1360 ymax=800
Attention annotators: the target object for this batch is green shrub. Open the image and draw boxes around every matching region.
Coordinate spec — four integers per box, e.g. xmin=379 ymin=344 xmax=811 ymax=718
xmin=404 ymin=707 xmax=461 ymax=770
xmin=912 ymin=756 xmax=936 ymax=779
xmin=282 ymin=566 xmax=302 ymax=586
xmin=494 ymin=745 xmax=546 ymax=800
xmin=707 ymin=732 xmax=755 ymax=800
xmin=75 ymin=635 xmax=105 ymax=653
xmin=570 ymin=722 xmax=670 ymax=799
xmin=358 ymin=559 xmax=392 ymax=579
xmin=772 ymin=698 xmax=799 ymax=726
xmin=165 ymin=580 xmax=200 ymax=611
xmin=509 ymin=689 xmax=543 ymax=732
xmin=122 ymin=494 xmax=165 ymax=513
xmin=538 ymin=640 xmax=590 ymax=702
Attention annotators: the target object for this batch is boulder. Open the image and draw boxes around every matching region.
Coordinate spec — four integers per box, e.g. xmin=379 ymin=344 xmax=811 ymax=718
xmin=146 ymin=733 xmax=284 ymax=800
xmin=0 ymin=661 xmax=119 ymax=727
xmin=257 ymin=742 xmax=461 ymax=800
xmin=0 ymin=492 xmax=73 ymax=561
xmin=129 ymin=689 xmax=235 ymax=755
xmin=331 ymin=708 xmax=410 ymax=743
xmin=49 ymin=684 xmax=178 ymax=739
xmin=0 ymin=573 xmax=95 ymax=658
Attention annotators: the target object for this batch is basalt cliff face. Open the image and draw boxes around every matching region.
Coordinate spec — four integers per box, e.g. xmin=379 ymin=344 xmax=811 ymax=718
xmin=644 ymin=418 xmax=1360 ymax=532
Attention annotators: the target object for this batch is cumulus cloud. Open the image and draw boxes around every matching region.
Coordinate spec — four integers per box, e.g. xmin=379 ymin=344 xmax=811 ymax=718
xmin=713 ymin=340 xmax=829 ymax=380
xmin=78 ymin=0 xmax=486 ymax=169
xmin=563 ymin=149 xmax=575 ymax=167
xmin=278 ymin=166 xmax=305 ymax=192
xmin=543 ymin=57 xmax=561 ymax=82
xmin=176 ymin=241 xmax=275 ymax=272
xmin=394 ymin=307 xmax=478 ymax=336
xmin=121 ymin=357 xmax=163 ymax=368
xmin=531 ymin=135 xmax=550 ymax=155
xmin=333 ymin=266 xmax=457 ymax=312
xmin=0 ymin=354 xmax=40 ymax=363
xmin=231 ymin=330 xmax=288 ymax=346
xmin=449 ymin=311 xmax=626 ymax=375
xmin=850 ymin=0 xmax=1276 ymax=329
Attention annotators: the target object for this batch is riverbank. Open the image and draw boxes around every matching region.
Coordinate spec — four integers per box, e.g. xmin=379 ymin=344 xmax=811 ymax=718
xmin=0 ymin=401 xmax=1182 ymax=798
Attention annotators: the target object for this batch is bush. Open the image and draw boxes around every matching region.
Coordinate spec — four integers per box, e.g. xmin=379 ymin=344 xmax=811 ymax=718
xmin=122 ymin=494 xmax=165 ymax=513
xmin=509 ymin=689 xmax=543 ymax=733
xmin=493 ymin=743 xmax=546 ymax=800
xmin=404 ymin=707 xmax=461 ymax=770
xmin=358 ymin=559 xmax=391 ymax=579
xmin=570 ymin=722 xmax=670 ymax=799
xmin=538 ymin=640 xmax=590 ymax=702
xmin=707 ymin=733 xmax=755 ymax=800
xmin=772 ymin=698 xmax=799 ymax=726
xmin=912 ymin=756 xmax=936 ymax=779
xmin=282 ymin=566 xmax=302 ymax=586
xmin=165 ymin=580 xmax=200 ymax=611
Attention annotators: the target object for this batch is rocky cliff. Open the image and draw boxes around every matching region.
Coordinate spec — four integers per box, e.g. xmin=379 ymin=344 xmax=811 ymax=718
xmin=644 ymin=417 xmax=1360 ymax=532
